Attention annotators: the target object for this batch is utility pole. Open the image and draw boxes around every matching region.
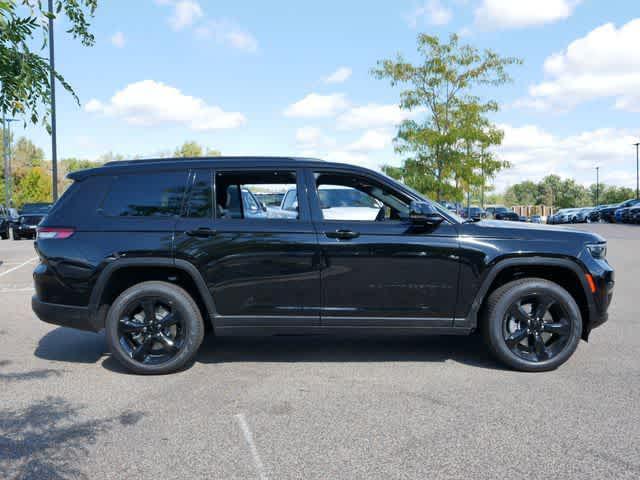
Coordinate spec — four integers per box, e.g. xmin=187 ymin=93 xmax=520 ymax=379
xmin=48 ymin=0 xmax=59 ymax=201
xmin=595 ymin=166 xmax=599 ymax=205
xmin=634 ymin=142 xmax=640 ymax=200
xmin=2 ymin=116 xmax=18 ymax=208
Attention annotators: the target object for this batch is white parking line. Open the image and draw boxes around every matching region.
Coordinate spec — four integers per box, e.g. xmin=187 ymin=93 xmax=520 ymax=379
xmin=0 ymin=257 xmax=38 ymax=278
xmin=235 ymin=413 xmax=268 ymax=480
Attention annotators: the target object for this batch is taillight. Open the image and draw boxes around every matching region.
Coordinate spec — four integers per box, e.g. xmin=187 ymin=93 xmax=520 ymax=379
xmin=37 ymin=227 xmax=75 ymax=239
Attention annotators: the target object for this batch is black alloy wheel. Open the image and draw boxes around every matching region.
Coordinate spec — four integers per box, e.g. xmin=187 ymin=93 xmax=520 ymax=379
xmin=502 ymin=294 xmax=571 ymax=363
xmin=117 ymin=296 xmax=185 ymax=365
xmin=106 ymin=281 xmax=204 ymax=374
xmin=483 ymin=278 xmax=582 ymax=372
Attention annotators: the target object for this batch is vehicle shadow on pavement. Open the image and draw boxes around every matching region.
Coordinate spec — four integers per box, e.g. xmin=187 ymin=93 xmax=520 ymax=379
xmin=34 ymin=327 xmax=107 ymax=364
xmin=34 ymin=327 xmax=505 ymax=372
xmin=195 ymin=334 xmax=506 ymax=370
xmin=0 ymin=397 xmax=144 ymax=480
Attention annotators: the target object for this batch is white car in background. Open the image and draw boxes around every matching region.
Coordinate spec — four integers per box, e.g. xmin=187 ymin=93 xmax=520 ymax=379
xmin=279 ymin=186 xmax=382 ymax=220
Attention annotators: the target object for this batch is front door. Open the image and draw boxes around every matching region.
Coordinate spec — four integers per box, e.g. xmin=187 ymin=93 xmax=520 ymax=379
xmin=308 ymin=169 xmax=461 ymax=328
xmin=174 ymin=168 xmax=320 ymax=331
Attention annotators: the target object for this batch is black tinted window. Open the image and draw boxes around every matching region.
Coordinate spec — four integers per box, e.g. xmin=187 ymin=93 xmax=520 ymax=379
xmin=185 ymin=170 xmax=213 ymax=218
xmin=102 ymin=172 xmax=188 ymax=217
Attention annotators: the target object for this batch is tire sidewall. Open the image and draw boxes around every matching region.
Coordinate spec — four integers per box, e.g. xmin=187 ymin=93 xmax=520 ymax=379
xmin=105 ymin=282 xmax=204 ymax=375
xmin=487 ymin=280 xmax=582 ymax=372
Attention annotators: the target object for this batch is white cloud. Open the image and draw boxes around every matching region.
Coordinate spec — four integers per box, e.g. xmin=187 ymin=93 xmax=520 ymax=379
xmin=337 ymin=103 xmax=420 ymax=130
xmin=295 ymin=126 xmax=336 ymax=149
xmin=85 ymin=80 xmax=246 ymax=131
xmin=407 ymin=0 xmax=453 ymax=27
xmin=475 ymin=0 xmax=581 ymax=29
xmin=195 ymin=20 xmax=258 ymax=53
xmin=157 ymin=0 xmax=258 ymax=52
xmin=493 ymin=124 xmax=640 ymax=191
xmin=110 ymin=31 xmax=126 ymax=48
xmin=516 ymin=19 xmax=640 ymax=112
xmin=284 ymin=93 xmax=349 ymax=118
xmin=324 ymin=67 xmax=352 ymax=84
xmin=346 ymin=130 xmax=393 ymax=153
xmin=167 ymin=0 xmax=203 ymax=31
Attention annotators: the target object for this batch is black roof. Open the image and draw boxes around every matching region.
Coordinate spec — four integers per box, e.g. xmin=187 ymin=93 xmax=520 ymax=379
xmin=66 ymin=156 xmax=360 ymax=181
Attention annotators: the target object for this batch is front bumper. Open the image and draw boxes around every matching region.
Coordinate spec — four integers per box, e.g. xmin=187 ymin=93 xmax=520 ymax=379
xmin=32 ymin=296 xmax=98 ymax=332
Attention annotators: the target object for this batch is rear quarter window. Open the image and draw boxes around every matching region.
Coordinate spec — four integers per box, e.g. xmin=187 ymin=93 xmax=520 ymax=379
xmin=102 ymin=171 xmax=188 ymax=217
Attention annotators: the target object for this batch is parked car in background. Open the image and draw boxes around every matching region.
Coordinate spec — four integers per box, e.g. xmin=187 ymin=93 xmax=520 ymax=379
xmin=13 ymin=214 xmax=45 ymax=240
xmin=571 ymin=207 xmax=594 ymax=223
xmin=629 ymin=205 xmax=640 ymax=224
xmin=613 ymin=200 xmax=640 ymax=223
xmin=548 ymin=208 xmax=578 ymax=224
xmin=0 ymin=205 xmax=10 ymax=239
xmin=20 ymin=202 xmax=52 ymax=215
xmin=254 ymin=192 xmax=284 ymax=208
xmin=518 ymin=215 xmax=529 ymax=222
xmin=588 ymin=205 xmax=608 ymax=223
xmin=599 ymin=199 xmax=639 ymax=222
xmin=461 ymin=206 xmax=486 ymax=221
xmin=530 ymin=215 xmax=542 ymax=224
xmin=486 ymin=206 xmax=519 ymax=221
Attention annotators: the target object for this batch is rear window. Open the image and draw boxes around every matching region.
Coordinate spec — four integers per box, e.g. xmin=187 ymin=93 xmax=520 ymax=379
xmin=102 ymin=172 xmax=188 ymax=217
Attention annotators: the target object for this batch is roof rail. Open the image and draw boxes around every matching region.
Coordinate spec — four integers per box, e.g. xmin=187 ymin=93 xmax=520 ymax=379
xmin=103 ymin=156 xmax=321 ymax=167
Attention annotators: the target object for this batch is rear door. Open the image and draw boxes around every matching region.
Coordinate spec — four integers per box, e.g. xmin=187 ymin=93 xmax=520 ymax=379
xmin=174 ymin=167 xmax=320 ymax=331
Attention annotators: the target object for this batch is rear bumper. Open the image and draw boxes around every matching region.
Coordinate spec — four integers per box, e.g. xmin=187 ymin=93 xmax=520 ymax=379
xmin=32 ymin=296 xmax=99 ymax=332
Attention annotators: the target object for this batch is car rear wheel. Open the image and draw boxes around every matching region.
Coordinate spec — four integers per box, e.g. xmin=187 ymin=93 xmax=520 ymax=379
xmin=482 ymin=278 xmax=582 ymax=372
xmin=105 ymin=281 xmax=205 ymax=375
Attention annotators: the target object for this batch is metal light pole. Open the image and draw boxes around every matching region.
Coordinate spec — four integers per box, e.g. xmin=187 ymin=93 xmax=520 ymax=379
xmin=2 ymin=116 xmax=18 ymax=208
xmin=48 ymin=0 xmax=59 ymax=201
xmin=634 ymin=142 xmax=640 ymax=200
xmin=595 ymin=166 xmax=599 ymax=205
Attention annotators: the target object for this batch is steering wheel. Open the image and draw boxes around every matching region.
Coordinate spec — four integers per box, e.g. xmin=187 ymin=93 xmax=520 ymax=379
xmin=375 ymin=206 xmax=386 ymax=222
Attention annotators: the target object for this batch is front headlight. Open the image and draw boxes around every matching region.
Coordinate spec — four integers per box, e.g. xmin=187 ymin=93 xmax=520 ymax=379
xmin=587 ymin=243 xmax=607 ymax=259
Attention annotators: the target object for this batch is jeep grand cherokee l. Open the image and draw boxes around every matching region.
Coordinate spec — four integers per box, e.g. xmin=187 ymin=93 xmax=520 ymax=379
xmin=32 ymin=157 xmax=614 ymax=374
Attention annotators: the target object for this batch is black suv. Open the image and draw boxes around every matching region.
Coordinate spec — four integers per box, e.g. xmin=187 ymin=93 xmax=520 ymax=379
xmin=32 ymin=157 xmax=614 ymax=374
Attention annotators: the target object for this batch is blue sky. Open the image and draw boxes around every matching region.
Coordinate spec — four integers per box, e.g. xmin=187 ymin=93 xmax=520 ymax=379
xmin=14 ymin=0 xmax=640 ymax=192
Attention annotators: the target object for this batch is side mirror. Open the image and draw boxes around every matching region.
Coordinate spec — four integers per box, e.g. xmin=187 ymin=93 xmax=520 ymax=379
xmin=410 ymin=201 xmax=444 ymax=226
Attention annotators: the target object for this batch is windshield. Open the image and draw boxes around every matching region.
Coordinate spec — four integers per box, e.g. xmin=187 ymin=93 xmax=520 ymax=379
xmin=20 ymin=216 xmax=43 ymax=225
xmin=21 ymin=203 xmax=51 ymax=214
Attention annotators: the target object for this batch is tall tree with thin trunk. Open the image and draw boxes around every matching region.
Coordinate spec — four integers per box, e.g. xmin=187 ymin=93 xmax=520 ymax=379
xmin=372 ymin=34 xmax=520 ymax=201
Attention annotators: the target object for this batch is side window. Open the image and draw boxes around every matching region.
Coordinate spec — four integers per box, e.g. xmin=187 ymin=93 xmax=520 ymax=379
xmin=102 ymin=171 xmax=188 ymax=217
xmin=314 ymin=171 xmax=410 ymax=222
xmin=215 ymin=171 xmax=298 ymax=220
xmin=185 ymin=170 xmax=213 ymax=218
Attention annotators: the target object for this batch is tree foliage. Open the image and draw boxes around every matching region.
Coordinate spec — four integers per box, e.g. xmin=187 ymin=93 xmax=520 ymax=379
xmin=503 ymin=175 xmax=636 ymax=208
xmin=0 ymin=0 xmax=97 ymax=129
xmin=372 ymin=34 xmax=520 ymax=201
xmin=174 ymin=140 xmax=221 ymax=158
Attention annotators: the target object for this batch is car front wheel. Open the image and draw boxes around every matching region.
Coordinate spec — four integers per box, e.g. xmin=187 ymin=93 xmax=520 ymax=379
xmin=482 ymin=278 xmax=582 ymax=372
xmin=105 ymin=281 xmax=205 ymax=375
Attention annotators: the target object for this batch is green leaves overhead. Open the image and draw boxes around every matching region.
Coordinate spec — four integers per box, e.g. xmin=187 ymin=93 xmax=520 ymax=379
xmin=372 ymin=33 xmax=521 ymax=202
xmin=0 ymin=0 xmax=97 ymax=130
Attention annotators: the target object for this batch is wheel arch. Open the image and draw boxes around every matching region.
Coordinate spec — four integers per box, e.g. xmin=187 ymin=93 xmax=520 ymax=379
xmin=89 ymin=258 xmax=216 ymax=331
xmin=465 ymin=257 xmax=596 ymax=340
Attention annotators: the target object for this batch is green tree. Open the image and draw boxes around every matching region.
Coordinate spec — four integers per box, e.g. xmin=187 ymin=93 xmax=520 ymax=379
xmin=61 ymin=157 xmax=103 ymax=173
xmin=13 ymin=137 xmax=44 ymax=169
xmin=372 ymin=33 xmax=520 ymax=201
xmin=0 ymin=0 xmax=97 ymax=129
xmin=13 ymin=166 xmax=52 ymax=207
xmin=174 ymin=141 xmax=221 ymax=158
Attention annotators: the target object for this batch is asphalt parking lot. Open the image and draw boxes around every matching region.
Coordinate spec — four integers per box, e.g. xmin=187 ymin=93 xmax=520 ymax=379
xmin=0 ymin=223 xmax=638 ymax=480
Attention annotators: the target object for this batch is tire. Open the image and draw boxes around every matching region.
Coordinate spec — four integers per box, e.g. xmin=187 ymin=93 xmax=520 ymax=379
xmin=105 ymin=281 xmax=205 ymax=375
xmin=0 ymin=232 xmax=7 ymax=240
xmin=482 ymin=278 xmax=582 ymax=372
